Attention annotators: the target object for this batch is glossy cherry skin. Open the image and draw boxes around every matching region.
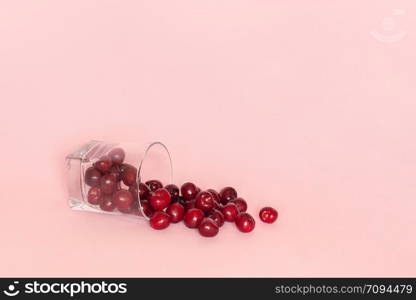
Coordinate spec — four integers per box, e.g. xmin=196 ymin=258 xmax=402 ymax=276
xmin=219 ymin=187 xmax=237 ymax=205
xmin=221 ymin=203 xmax=239 ymax=222
xmin=146 ymin=180 xmax=163 ymax=192
xmin=87 ymin=187 xmax=103 ymax=205
xmin=181 ymin=182 xmax=198 ymax=201
xmin=100 ymin=195 xmax=116 ymax=211
xmin=149 ymin=188 xmax=171 ymax=211
xmin=149 ymin=211 xmax=171 ymax=230
xmin=94 ymin=155 xmax=113 ymax=174
xmin=121 ymin=165 xmax=137 ymax=186
xmin=166 ymin=202 xmax=185 ymax=223
xmin=85 ymin=167 xmax=102 ymax=187
xmin=207 ymin=208 xmax=225 ymax=227
xmin=165 ymin=184 xmax=180 ymax=202
xmin=112 ymin=190 xmax=134 ymax=210
xmin=198 ymin=218 xmax=219 ymax=237
xmin=259 ymin=207 xmax=278 ymax=224
xmin=235 ymin=212 xmax=256 ymax=233
xmin=108 ymin=147 xmax=125 ymax=165
xmin=183 ymin=208 xmax=205 ymax=228
xmin=138 ymin=183 xmax=150 ymax=200
xmin=195 ymin=191 xmax=215 ymax=212
xmin=100 ymin=174 xmax=117 ymax=195
xmin=230 ymin=197 xmax=247 ymax=212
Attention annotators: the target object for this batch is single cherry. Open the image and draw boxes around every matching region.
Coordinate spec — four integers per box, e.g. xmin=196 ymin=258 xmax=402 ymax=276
xmin=138 ymin=182 xmax=150 ymax=199
xmin=221 ymin=203 xmax=239 ymax=222
xmin=149 ymin=188 xmax=171 ymax=211
xmin=230 ymin=197 xmax=247 ymax=212
xmin=94 ymin=155 xmax=113 ymax=174
xmin=100 ymin=174 xmax=117 ymax=195
xmin=149 ymin=211 xmax=171 ymax=230
xmin=183 ymin=208 xmax=205 ymax=228
xmin=181 ymin=182 xmax=198 ymax=201
xmin=87 ymin=187 xmax=103 ymax=205
xmin=259 ymin=207 xmax=278 ymax=224
xmin=208 ymin=208 xmax=225 ymax=227
xmin=85 ymin=167 xmax=102 ymax=187
xmin=112 ymin=190 xmax=134 ymax=210
xmin=165 ymin=184 xmax=180 ymax=202
xmin=198 ymin=218 xmax=219 ymax=237
xmin=99 ymin=195 xmax=116 ymax=211
xmin=219 ymin=187 xmax=237 ymax=205
xmin=235 ymin=212 xmax=255 ymax=233
xmin=195 ymin=191 xmax=215 ymax=212
xmin=121 ymin=165 xmax=137 ymax=186
xmin=166 ymin=202 xmax=185 ymax=223
xmin=108 ymin=147 xmax=125 ymax=165
xmin=146 ymin=180 xmax=163 ymax=192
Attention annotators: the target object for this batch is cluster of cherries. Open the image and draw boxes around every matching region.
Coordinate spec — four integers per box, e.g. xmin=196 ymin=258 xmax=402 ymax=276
xmin=84 ymin=148 xmax=278 ymax=237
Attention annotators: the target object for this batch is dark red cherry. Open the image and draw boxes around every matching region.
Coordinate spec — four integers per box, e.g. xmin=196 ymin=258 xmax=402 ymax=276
xmin=166 ymin=202 xmax=185 ymax=223
xmin=149 ymin=211 xmax=171 ymax=230
xmin=184 ymin=199 xmax=195 ymax=211
xmin=221 ymin=203 xmax=239 ymax=222
xmin=109 ymin=164 xmax=123 ymax=181
xmin=108 ymin=147 xmax=125 ymax=165
xmin=235 ymin=212 xmax=255 ymax=233
xmin=207 ymin=189 xmax=220 ymax=203
xmin=165 ymin=184 xmax=180 ymax=202
xmin=149 ymin=188 xmax=171 ymax=211
xmin=198 ymin=218 xmax=219 ymax=237
xmin=85 ymin=167 xmax=102 ymax=187
xmin=208 ymin=208 xmax=225 ymax=227
xmin=100 ymin=174 xmax=117 ymax=195
xmin=94 ymin=155 xmax=113 ymax=174
xmin=195 ymin=191 xmax=215 ymax=212
xmin=145 ymin=180 xmax=163 ymax=192
xmin=100 ymin=195 xmax=116 ymax=211
xmin=219 ymin=187 xmax=237 ymax=205
xmin=139 ymin=200 xmax=153 ymax=218
xmin=259 ymin=207 xmax=278 ymax=224
xmin=138 ymin=182 xmax=150 ymax=200
xmin=230 ymin=197 xmax=247 ymax=212
xmin=181 ymin=182 xmax=198 ymax=201
xmin=183 ymin=208 xmax=205 ymax=228
xmin=112 ymin=190 xmax=134 ymax=210
xmin=121 ymin=165 xmax=137 ymax=186
xmin=87 ymin=187 xmax=103 ymax=205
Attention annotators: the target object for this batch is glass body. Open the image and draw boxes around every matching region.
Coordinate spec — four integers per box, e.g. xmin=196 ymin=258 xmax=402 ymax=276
xmin=66 ymin=140 xmax=173 ymax=220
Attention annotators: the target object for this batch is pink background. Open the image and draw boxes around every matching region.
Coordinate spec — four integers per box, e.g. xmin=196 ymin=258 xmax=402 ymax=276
xmin=1 ymin=0 xmax=415 ymax=277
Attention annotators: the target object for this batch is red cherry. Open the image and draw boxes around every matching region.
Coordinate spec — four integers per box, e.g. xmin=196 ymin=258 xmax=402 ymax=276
xmin=85 ymin=167 xmax=101 ymax=187
xmin=146 ymin=180 xmax=163 ymax=192
xmin=259 ymin=207 xmax=278 ymax=224
xmin=149 ymin=211 xmax=171 ymax=230
xmin=207 ymin=208 xmax=225 ymax=227
xmin=207 ymin=189 xmax=220 ymax=203
xmin=198 ymin=218 xmax=219 ymax=237
xmin=230 ymin=197 xmax=247 ymax=212
xmin=94 ymin=155 xmax=113 ymax=174
xmin=165 ymin=184 xmax=180 ymax=202
xmin=149 ymin=188 xmax=171 ymax=211
xmin=195 ymin=191 xmax=215 ymax=212
xmin=183 ymin=208 xmax=205 ymax=228
xmin=121 ymin=165 xmax=137 ymax=186
xmin=112 ymin=190 xmax=134 ymax=210
xmin=219 ymin=187 xmax=237 ymax=205
xmin=108 ymin=147 xmax=125 ymax=165
xmin=235 ymin=212 xmax=255 ymax=233
xmin=181 ymin=182 xmax=198 ymax=201
xmin=100 ymin=174 xmax=117 ymax=195
xmin=87 ymin=187 xmax=102 ymax=205
xmin=221 ymin=203 xmax=239 ymax=222
xmin=139 ymin=200 xmax=153 ymax=218
xmin=138 ymin=182 xmax=150 ymax=200
xmin=99 ymin=195 xmax=116 ymax=211
xmin=166 ymin=202 xmax=185 ymax=223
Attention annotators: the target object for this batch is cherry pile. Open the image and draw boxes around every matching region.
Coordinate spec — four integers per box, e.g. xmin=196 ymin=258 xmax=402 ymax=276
xmin=84 ymin=148 xmax=279 ymax=237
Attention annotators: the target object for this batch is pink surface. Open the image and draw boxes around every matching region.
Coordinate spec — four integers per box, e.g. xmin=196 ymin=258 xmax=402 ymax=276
xmin=1 ymin=0 xmax=415 ymax=277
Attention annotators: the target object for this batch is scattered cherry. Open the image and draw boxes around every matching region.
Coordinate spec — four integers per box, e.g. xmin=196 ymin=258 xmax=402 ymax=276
xmin=183 ymin=208 xmax=205 ymax=228
xmin=165 ymin=184 xmax=180 ymax=202
xmin=100 ymin=174 xmax=117 ymax=195
xmin=94 ymin=155 xmax=113 ymax=174
xmin=195 ymin=191 xmax=215 ymax=212
xmin=259 ymin=207 xmax=278 ymax=224
xmin=87 ymin=187 xmax=102 ymax=205
xmin=230 ymin=197 xmax=247 ymax=212
xmin=198 ymin=218 xmax=219 ymax=237
xmin=222 ymin=203 xmax=239 ymax=222
xmin=149 ymin=188 xmax=171 ymax=211
xmin=108 ymin=147 xmax=125 ymax=165
xmin=235 ymin=212 xmax=255 ymax=233
xmin=219 ymin=187 xmax=237 ymax=205
xmin=181 ymin=182 xmax=198 ymax=201
xmin=149 ymin=211 xmax=171 ymax=230
xmin=112 ymin=190 xmax=134 ymax=210
xmin=208 ymin=208 xmax=225 ymax=227
xmin=85 ymin=167 xmax=101 ymax=187
xmin=166 ymin=202 xmax=185 ymax=223
xmin=146 ymin=180 xmax=163 ymax=192
xmin=99 ymin=195 xmax=116 ymax=212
